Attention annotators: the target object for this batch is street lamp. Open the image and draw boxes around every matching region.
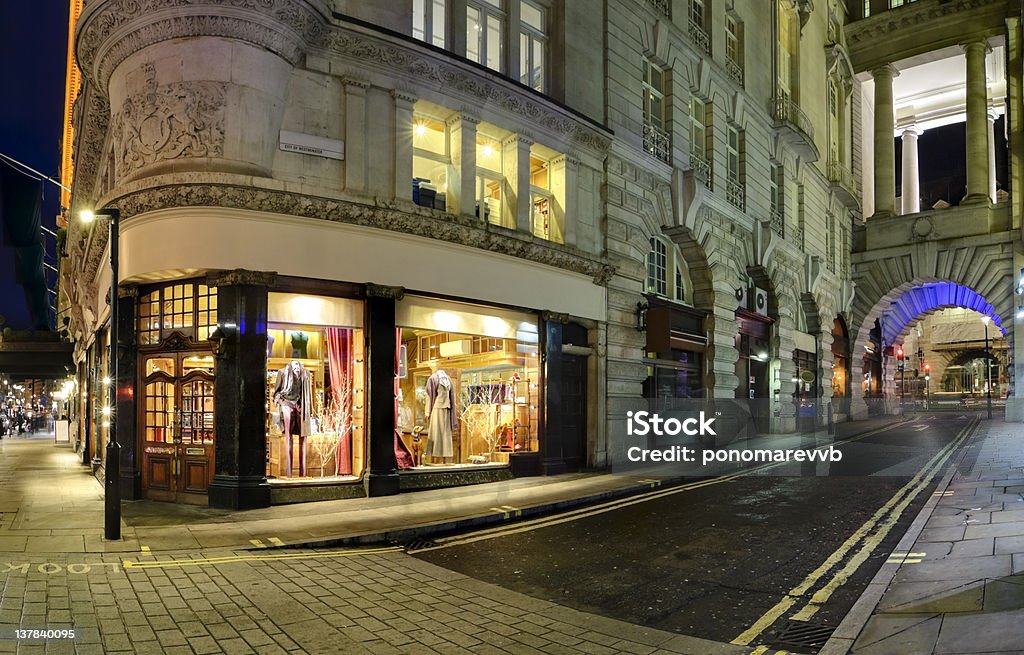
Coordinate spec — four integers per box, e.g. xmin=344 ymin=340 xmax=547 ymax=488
xmin=81 ymin=207 xmax=121 ymax=540
xmin=981 ymin=315 xmax=992 ymax=420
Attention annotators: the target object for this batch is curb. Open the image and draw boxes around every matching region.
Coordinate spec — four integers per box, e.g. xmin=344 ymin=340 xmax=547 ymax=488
xmin=263 ymin=418 xmax=910 ymax=552
xmin=818 ymin=417 xmax=985 ymax=655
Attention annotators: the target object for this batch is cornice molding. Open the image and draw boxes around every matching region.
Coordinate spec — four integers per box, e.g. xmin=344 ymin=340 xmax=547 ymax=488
xmin=845 ymin=0 xmax=1005 ymax=47
xmin=95 ymin=183 xmax=615 ymax=286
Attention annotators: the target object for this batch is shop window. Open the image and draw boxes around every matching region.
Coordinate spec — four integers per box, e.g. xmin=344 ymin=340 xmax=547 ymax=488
xmin=519 ymin=0 xmax=547 ymax=92
xmin=137 ymin=282 xmax=217 ymax=346
xmin=413 ymin=0 xmax=446 ymax=47
xmin=476 ymin=136 xmax=503 ymax=224
xmin=413 ymin=116 xmax=449 ymax=211
xmin=396 ymin=296 xmax=540 ymax=469
xmin=644 ymin=349 xmax=704 ymax=401
xmin=265 ymin=293 xmax=365 ymax=482
xmin=468 ymin=0 xmax=505 ymax=73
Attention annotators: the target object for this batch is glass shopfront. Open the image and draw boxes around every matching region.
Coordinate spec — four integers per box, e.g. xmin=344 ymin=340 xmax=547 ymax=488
xmin=265 ymin=293 xmax=365 ymax=483
xmin=642 ymin=303 xmax=707 ymax=403
xmin=396 ymin=296 xmax=540 ymax=469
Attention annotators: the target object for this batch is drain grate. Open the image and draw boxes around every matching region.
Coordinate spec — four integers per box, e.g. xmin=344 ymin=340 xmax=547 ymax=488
xmin=404 ymin=538 xmax=438 ymax=552
xmin=772 ymin=620 xmax=836 ymax=651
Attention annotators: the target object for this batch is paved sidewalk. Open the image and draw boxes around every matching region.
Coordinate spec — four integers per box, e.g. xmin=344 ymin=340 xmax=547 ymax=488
xmin=0 ymin=417 xmax=906 ymax=555
xmin=823 ymin=418 xmax=1024 ymax=654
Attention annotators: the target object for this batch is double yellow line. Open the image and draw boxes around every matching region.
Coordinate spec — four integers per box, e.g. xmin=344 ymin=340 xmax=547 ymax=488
xmin=416 ymin=421 xmax=909 ymax=553
xmin=732 ymin=417 xmax=978 ymax=646
xmin=122 ymin=546 xmax=402 ymax=570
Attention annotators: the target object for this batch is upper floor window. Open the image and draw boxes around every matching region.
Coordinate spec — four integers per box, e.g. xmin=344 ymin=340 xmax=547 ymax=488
xmin=413 ymin=0 xmax=446 ymax=47
xmin=777 ymin=0 xmax=798 ymax=99
xmin=413 ymin=116 xmax=450 ymax=211
xmin=769 ymin=162 xmax=784 ymax=236
xmin=725 ymin=14 xmax=744 ymax=85
xmin=689 ymin=96 xmax=712 ymax=186
xmin=530 ymin=154 xmax=552 ymax=239
xmin=519 ymin=0 xmax=547 ymax=92
xmin=689 ymin=0 xmax=711 ymax=55
xmin=646 ymin=237 xmax=690 ymax=302
xmin=647 ymin=238 xmax=668 ymax=296
xmin=468 ymin=0 xmax=505 ymax=73
xmin=138 ymin=282 xmax=217 ymax=346
xmin=642 ymin=58 xmax=671 ymax=164
xmin=726 ymin=124 xmax=745 ymax=210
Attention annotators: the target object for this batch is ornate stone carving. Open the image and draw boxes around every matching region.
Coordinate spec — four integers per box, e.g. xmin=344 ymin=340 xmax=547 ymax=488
xmin=207 ymin=269 xmax=279 ymax=287
xmin=112 ymin=65 xmax=226 ymax=179
xmin=117 ymin=285 xmax=139 ymax=299
xmin=109 ymin=183 xmax=615 ymax=286
xmin=845 ymin=0 xmax=1003 ymax=45
xmin=365 ymin=284 xmax=405 ymax=300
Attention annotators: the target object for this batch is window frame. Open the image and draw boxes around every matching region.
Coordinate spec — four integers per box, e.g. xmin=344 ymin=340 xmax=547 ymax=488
xmin=137 ymin=281 xmax=218 ymax=347
xmin=467 ymin=0 xmax=507 ymax=73
xmin=413 ymin=0 xmax=447 ymax=48
xmin=519 ymin=0 xmax=548 ymax=92
xmin=642 ymin=58 xmax=668 ymax=133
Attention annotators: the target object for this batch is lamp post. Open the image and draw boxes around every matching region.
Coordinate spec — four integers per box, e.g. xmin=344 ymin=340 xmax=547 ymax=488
xmin=81 ymin=208 xmax=121 ymax=540
xmin=981 ymin=315 xmax=992 ymax=420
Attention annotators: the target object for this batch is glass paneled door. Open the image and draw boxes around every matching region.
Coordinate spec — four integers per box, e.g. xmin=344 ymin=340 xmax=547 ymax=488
xmin=140 ymin=353 xmax=215 ymax=503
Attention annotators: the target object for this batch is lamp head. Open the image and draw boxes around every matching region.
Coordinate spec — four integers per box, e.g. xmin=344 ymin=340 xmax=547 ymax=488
xmin=981 ymin=315 xmax=991 ymax=326
xmin=80 ymin=209 xmax=96 ymax=223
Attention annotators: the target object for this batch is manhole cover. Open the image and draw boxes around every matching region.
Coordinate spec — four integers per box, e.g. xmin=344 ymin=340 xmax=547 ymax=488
xmin=772 ymin=620 xmax=835 ymax=651
xmin=404 ymin=538 xmax=438 ymax=552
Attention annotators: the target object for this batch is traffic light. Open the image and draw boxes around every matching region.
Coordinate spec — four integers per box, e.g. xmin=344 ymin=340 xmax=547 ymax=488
xmin=896 ymin=346 xmax=905 ymax=371
xmin=924 ymin=363 xmax=930 ymax=381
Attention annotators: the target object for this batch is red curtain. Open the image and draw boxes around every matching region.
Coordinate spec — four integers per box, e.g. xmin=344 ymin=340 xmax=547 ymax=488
xmin=326 ymin=327 xmax=352 ymax=475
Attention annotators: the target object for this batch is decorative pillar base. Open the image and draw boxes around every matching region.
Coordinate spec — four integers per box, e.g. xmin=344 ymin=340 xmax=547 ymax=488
xmin=961 ymin=193 xmax=991 ymax=206
xmin=208 ymin=475 xmax=271 ymax=509
xmin=869 ymin=210 xmax=895 ymax=220
xmin=364 ymin=472 xmax=400 ymax=497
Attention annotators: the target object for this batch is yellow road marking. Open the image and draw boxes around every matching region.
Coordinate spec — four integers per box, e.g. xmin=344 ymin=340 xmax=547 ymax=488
xmin=268 ymin=537 xmax=286 ymax=547
xmin=735 ymin=419 xmax=976 ymax=638
xmin=123 ymin=546 xmax=402 ymax=570
xmin=249 ymin=539 xmax=266 ymax=548
xmin=418 ymin=422 xmax=906 ymax=554
xmin=750 ymin=647 xmax=769 ymax=655
xmin=139 ymin=545 xmax=151 ymax=556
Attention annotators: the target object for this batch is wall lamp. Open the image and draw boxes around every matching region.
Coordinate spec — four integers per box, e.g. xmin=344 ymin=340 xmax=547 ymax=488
xmin=208 ymin=321 xmax=239 ymax=357
xmin=636 ymin=301 xmax=648 ymax=332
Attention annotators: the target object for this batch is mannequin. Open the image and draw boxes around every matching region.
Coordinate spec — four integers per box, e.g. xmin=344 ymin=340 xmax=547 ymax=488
xmin=425 ymin=366 xmax=457 ymax=460
xmin=272 ymin=360 xmax=312 ymax=476
xmin=290 ymin=331 xmax=309 ymax=359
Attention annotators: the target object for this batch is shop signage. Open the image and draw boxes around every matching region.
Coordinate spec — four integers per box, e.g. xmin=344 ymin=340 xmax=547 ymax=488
xmin=185 ymin=447 xmax=205 ymax=456
xmin=279 ymin=130 xmax=345 ymax=160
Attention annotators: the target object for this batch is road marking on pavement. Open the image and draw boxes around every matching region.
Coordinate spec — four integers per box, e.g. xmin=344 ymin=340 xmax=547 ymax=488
xmin=638 ymin=478 xmax=662 ymax=488
xmin=750 ymin=647 xmax=769 ymax=655
xmin=139 ymin=546 xmax=151 ymax=556
xmin=249 ymin=539 xmax=267 ymax=549
xmin=416 ymin=421 xmax=910 ymax=554
xmin=914 ymin=425 xmax=928 ymax=431
xmin=268 ymin=537 xmax=286 ymax=547
xmin=734 ymin=418 xmax=978 ymax=640
xmin=490 ymin=506 xmax=522 ymax=519
xmin=933 ymin=490 xmax=955 ymax=497
xmin=122 ymin=546 xmax=402 ymax=570
xmin=886 ymin=552 xmax=926 ymax=564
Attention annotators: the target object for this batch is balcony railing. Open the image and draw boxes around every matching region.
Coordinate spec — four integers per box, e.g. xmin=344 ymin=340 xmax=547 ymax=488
xmin=726 ymin=178 xmax=745 ymax=211
xmin=643 ymin=123 xmax=672 ymax=165
xmin=772 ymin=92 xmax=814 ymax=143
xmin=647 ymin=0 xmax=671 ymax=18
xmin=726 ymin=58 xmax=744 ymax=86
xmin=769 ymin=207 xmax=784 ymax=237
xmin=689 ymin=150 xmax=712 ymax=189
xmin=827 ymin=159 xmax=855 ymax=192
xmin=689 ymin=20 xmax=710 ymax=55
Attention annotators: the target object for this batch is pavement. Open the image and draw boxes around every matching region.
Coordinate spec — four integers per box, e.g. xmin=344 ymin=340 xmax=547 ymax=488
xmin=822 ymin=416 xmax=1024 ymax=655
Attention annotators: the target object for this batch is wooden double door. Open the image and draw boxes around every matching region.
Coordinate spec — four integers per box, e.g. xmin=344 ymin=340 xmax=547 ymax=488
xmin=140 ymin=351 xmax=216 ymax=503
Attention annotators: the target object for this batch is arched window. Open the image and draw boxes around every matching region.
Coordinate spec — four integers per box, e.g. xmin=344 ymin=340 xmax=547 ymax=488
xmin=646 ymin=237 xmax=692 ymax=303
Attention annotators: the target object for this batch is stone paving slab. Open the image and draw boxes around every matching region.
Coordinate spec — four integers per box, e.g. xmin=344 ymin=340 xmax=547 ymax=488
xmin=823 ymin=420 xmax=1024 ymax=654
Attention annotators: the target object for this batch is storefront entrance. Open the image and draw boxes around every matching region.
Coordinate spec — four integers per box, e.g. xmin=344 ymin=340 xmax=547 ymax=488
xmin=140 ymin=352 xmax=216 ymax=503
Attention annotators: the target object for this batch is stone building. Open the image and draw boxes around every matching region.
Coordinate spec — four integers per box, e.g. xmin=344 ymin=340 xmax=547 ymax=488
xmin=62 ymin=0 xmax=1024 ymax=511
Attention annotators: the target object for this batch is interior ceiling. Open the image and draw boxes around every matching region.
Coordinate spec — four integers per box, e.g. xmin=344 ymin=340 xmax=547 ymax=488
xmin=889 ymin=45 xmax=1006 ymax=133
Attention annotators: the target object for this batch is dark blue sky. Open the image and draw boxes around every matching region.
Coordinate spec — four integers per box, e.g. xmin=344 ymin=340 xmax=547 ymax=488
xmin=0 ymin=1 xmax=69 ymax=330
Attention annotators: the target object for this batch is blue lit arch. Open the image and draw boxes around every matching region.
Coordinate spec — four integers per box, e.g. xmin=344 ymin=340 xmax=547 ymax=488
xmin=882 ymin=282 xmax=1005 ymax=346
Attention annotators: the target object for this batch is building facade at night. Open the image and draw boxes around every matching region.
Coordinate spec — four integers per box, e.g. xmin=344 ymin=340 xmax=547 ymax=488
xmin=58 ymin=0 xmax=1024 ymax=510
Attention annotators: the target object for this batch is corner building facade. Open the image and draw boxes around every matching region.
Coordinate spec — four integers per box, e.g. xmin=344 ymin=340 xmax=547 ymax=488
xmin=61 ymin=0 xmax=861 ymax=509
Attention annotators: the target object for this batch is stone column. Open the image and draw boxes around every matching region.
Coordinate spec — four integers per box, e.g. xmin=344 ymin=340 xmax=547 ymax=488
xmin=344 ymin=78 xmax=370 ymax=194
xmin=963 ymin=40 xmax=991 ymax=204
xmin=871 ymin=64 xmax=898 ymax=217
xmin=900 ymin=126 xmax=922 ymax=215
xmin=207 ymin=269 xmax=276 ymax=510
xmin=392 ymin=90 xmax=416 ymax=202
xmin=502 ymin=135 xmax=534 ymax=232
xmin=988 ymin=108 xmax=999 ymax=202
xmin=447 ymin=114 xmax=478 ymax=216
xmin=549 ymin=154 xmax=576 ymax=245
xmin=364 ymin=284 xmax=402 ymax=497
xmin=115 ymin=286 xmax=141 ymax=500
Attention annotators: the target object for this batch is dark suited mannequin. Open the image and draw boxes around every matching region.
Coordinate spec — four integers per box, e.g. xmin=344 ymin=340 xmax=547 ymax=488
xmin=273 ymin=360 xmax=311 ymax=476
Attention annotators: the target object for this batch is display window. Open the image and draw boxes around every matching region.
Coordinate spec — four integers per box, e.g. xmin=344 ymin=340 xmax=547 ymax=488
xmin=265 ymin=293 xmax=365 ymax=483
xmin=413 ymin=116 xmax=449 ymax=211
xmin=396 ymin=296 xmax=540 ymax=469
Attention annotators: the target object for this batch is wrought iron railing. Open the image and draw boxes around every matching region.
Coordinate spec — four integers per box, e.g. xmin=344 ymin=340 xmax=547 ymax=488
xmin=769 ymin=208 xmax=784 ymax=237
xmin=689 ymin=149 xmax=712 ymax=189
xmin=643 ymin=123 xmax=672 ymax=165
xmin=726 ymin=58 xmax=743 ymax=87
xmin=827 ymin=159 xmax=855 ymax=193
xmin=772 ymin=92 xmax=814 ymax=142
xmin=726 ymin=178 xmax=745 ymax=211
xmin=689 ymin=20 xmax=710 ymax=55
xmin=648 ymin=0 xmax=671 ymax=18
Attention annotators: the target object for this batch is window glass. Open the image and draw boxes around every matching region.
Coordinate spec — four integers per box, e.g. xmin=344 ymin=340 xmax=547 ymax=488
xmin=467 ymin=6 xmax=482 ymax=62
xmin=647 ymin=238 xmax=668 ymax=296
xmin=521 ymin=1 xmax=543 ymax=29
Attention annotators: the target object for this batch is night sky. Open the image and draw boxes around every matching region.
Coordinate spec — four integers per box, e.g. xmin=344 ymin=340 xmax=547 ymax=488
xmin=0 ymin=2 xmax=69 ymax=330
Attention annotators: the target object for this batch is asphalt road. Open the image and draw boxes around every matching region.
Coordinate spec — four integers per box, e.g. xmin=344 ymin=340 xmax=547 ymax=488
xmin=414 ymin=413 xmax=979 ymax=651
